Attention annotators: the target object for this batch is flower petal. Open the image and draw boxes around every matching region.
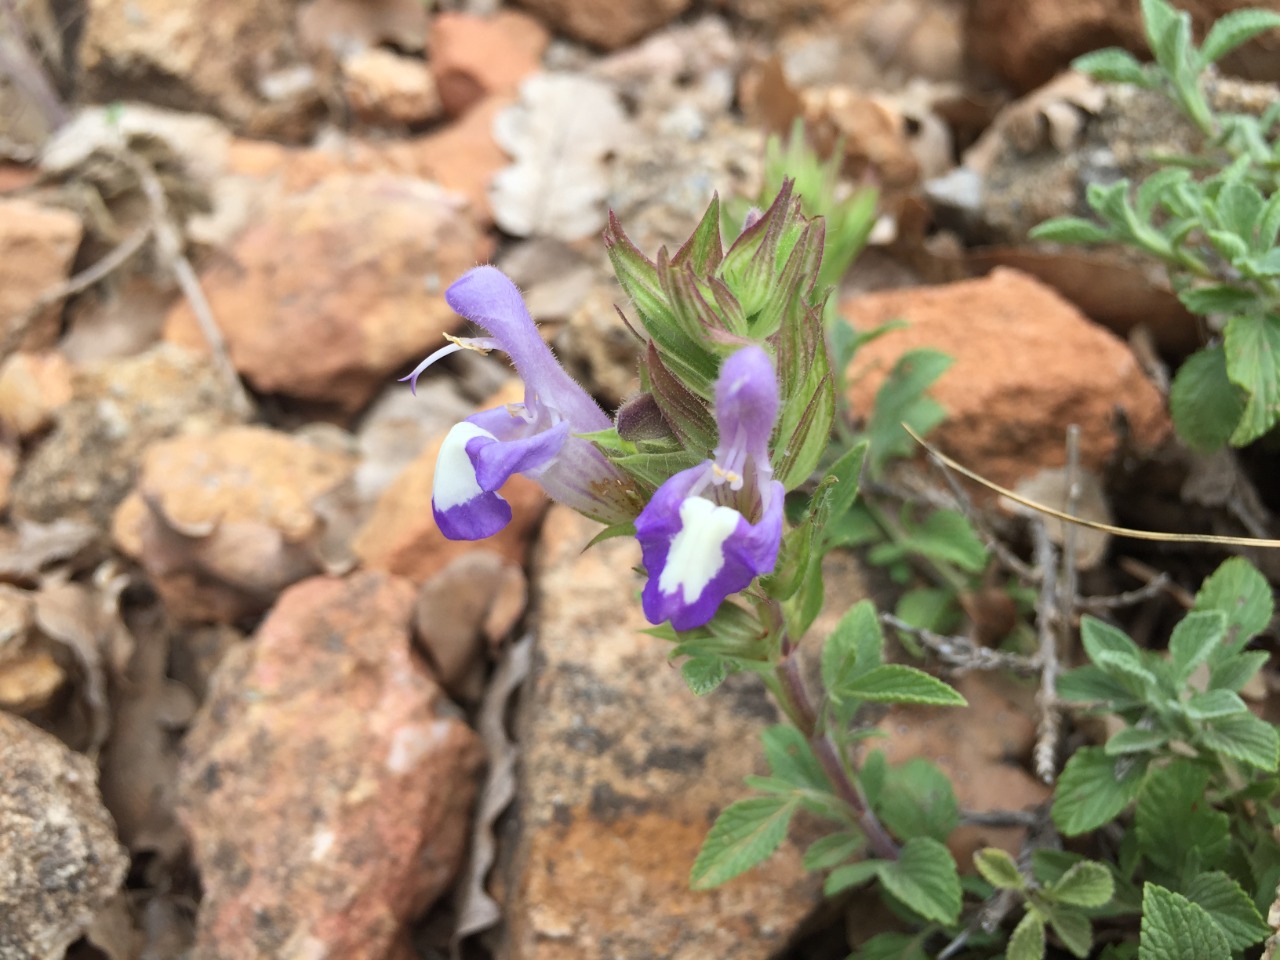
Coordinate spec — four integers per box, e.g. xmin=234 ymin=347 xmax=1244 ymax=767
xmin=714 ymin=345 xmax=779 ymax=466
xmin=432 ymin=421 xmax=514 ymax=540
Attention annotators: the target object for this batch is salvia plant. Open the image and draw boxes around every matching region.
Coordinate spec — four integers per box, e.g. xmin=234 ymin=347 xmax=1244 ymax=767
xmin=1030 ymin=0 xmax=1280 ymax=451
xmin=405 ymin=163 xmax=1278 ymax=956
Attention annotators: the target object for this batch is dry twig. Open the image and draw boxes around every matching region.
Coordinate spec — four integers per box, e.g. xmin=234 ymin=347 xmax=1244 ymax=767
xmin=1032 ymin=521 xmax=1062 ymax=785
xmin=880 ymin=612 xmax=1039 ymax=675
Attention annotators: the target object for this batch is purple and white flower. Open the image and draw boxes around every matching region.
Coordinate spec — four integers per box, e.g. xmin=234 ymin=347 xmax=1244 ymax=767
xmin=406 ymin=266 xmax=635 ymax=540
xmin=635 ymin=346 xmax=785 ymax=630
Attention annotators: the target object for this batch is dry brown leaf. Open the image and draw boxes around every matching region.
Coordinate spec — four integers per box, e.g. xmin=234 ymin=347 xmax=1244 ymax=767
xmin=965 ymin=71 xmax=1106 ymax=175
xmin=451 ymin=631 xmax=534 ymax=955
xmin=1008 ymin=466 xmax=1113 ymax=570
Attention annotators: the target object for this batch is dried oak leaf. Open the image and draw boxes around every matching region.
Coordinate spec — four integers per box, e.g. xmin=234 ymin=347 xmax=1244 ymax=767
xmin=489 ymin=73 xmax=629 ymax=241
xmin=964 ymin=71 xmax=1106 ymax=175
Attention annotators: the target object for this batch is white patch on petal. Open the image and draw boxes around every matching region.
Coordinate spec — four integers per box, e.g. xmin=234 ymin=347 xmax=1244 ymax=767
xmin=658 ymin=497 xmax=741 ymax=603
xmin=434 ymin=422 xmax=496 ymax=510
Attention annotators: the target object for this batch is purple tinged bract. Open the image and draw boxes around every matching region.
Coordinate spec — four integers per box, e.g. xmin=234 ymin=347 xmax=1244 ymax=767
xmin=408 ymin=266 xmax=635 ymax=540
xmin=635 ymin=345 xmax=785 ymax=630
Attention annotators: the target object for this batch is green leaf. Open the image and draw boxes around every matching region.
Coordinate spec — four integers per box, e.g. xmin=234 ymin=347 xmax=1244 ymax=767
xmin=690 ymin=795 xmax=798 ymax=889
xmin=1053 ymin=747 xmax=1148 ymax=835
xmin=849 ymin=932 xmax=930 ymax=960
xmin=876 ymin=758 xmax=960 ymax=843
xmin=1048 ymin=861 xmax=1115 ymax=908
xmin=821 ymin=599 xmax=883 ymax=697
xmin=1043 ymin=904 xmax=1093 ymax=958
xmin=1208 ymin=650 xmax=1270 ymax=692
xmin=973 ymin=847 xmax=1024 ymax=890
xmin=1139 ymin=883 xmax=1231 ymax=960
xmin=1168 ymin=610 xmax=1227 ymax=683
xmin=1208 ymin=229 xmax=1250 ymax=263
xmin=1182 ymin=689 xmax=1247 ymax=720
xmin=681 ymin=656 xmax=729 ymax=695
xmin=1170 ymin=345 xmax=1247 ymax=453
xmin=866 ymin=348 xmax=952 ymax=475
xmin=1177 ymin=284 xmax=1257 ymax=316
xmin=1197 ymin=710 xmax=1280 ymax=771
xmin=876 ymin=837 xmax=963 ymax=925
xmin=1195 ymin=556 xmax=1274 ymax=649
xmin=761 ymin=724 xmax=830 ymax=792
xmin=1029 ymin=216 xmax=1113 ymax=245
xmin=894 ymin=587 xmax=960 ymax=636
xmin=821 ymin=440 xmax=870 ymax=529
xmin=842 ymin=664 xmax=967 ymax=707
xmin=1185 ymin=871 xmax=1271 ymax=950
xmin=825 ymin=858 xmax=884 ymax=896
xmin=1225 ymin=312 xmax=1280 ymax=444
xmin=900 ymin=509 xmax=987 ymax=574
xmin=1008 ymin=910 xmax=1047 ymax=960
xmin=803 ymin=830 xmax=865 ymax=872
xmin=1072 ymin=46 xmax=1151 ymax=84
xmin=1213 ymin=180 xmax=1265 ymax=242
xmin=1105 ymin=726 xmax=1169 ymax=756
xmin=1081 ymin=616 xmax=1145 ymax=670
xmin=1136 ymin=761 xmax=1230 ymax=876
xmin=1057 ymin=665 xmax=1145 ymax=708
xmin=1197 ymin=9 xmax=1280 ymax=68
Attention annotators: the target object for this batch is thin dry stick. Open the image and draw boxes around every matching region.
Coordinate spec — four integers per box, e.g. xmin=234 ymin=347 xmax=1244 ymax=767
xmin=1061 ymin=425 xmax=1081 ymax=630
xmin=1078 ymin=572 xmax=1173 ymax=613
xmin=880 ymin=612 xmax=1039 ymax=675
xmin=0 ymin=0 xmax=67 ymax=131
xmin=112 ymin=147 xmax=253 ymax=416
xmin=904 ymin=424 xmax=1280 ymax=549
xmin=1032 ymin=521 xmax=1062 ymax=785
xmin=1 ymin=226 xmax=152 ymax=358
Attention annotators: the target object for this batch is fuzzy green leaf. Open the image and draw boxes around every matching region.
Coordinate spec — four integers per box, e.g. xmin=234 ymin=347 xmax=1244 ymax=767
xmin=825 ymin=858 xmax=884 ymax=896
xmin=1057 ymin=665 xmax=1144 ymax=708
xmin=1139 ymin=883 xmax=1231 ymax=960
xmin=1184 ymin=871 xmax=1271 ymax=950
xmin=1198 ymin=9 xmax=1280 ymax=68
xmin=1209 ymin=650 xmax=1270 ymax=692
xmin=681 ymin=656 xmax=728 ymax=696
xmin=820 ymin=440 xmax=870 ymax=531
xmin=802 ymin=830 xmax=865 ymax=872
xmin=1053 ymin=747 xmax=1148 ymax=835
xmin=973 ymin=847 xmax=1024 ymax=890
xmin=877 ymin=837 xmax=963 ymax=925
xmin=1008 ymin=910 xmax=1047 ymax=960
xmin=876 ymin=758 xmax=960 ymax=843
xmin=1136 ymin=761 xmax=1230 ymax=875
xmin=841 ymin=664 xmax=967 ymax=707
xmin=1081 ymin=616 xmax=1145 ymax=670
xmin=1029 ymin=216 xmax=1113 ymax=245
xmin=899 ymin=509 xmax=987 ymax=574
xmin=690 ymin=795 xmax=798 ymax=889
xmin=1225 ymin=312 xmax=1280 ymax=444
xmin=865 ymin=348 xmax=952 ymax=474
xmin=1105 ymin=726 xmax=1169 ymax=756
xmin=821 ymin=599 xmax=883 ymax=698
xmin=1048 ymin=861 xmax=1115 ymax=908
xmin=1170 ymin=345 xmax=1247 ymax=453
xmin=1195 ymin=556 xmax=1274 ymax=650
xmin=761 ymin=724 xmax=829 ymax=792
xmin=1182 ymin=689 xmax=1248 ymax=720
xmin=1043 ymin=905 xmax=1093 ymax=958
xmin=1214 ymin=180 xmax=1266 ymax=242
xmin=1177 ymin=283 xmax=1257 ymax=316
xmin=1168 ymin=610 xmax=1227 ymax=682
xmin=1197 ymin=710 xmax=1280 ymax=771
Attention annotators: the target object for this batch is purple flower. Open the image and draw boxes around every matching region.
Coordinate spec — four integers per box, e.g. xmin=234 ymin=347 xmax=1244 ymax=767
xmin=635 ymin=346 xmax=785 ymax=630
xmin=407 ymin=266 xmax=636 ymax=540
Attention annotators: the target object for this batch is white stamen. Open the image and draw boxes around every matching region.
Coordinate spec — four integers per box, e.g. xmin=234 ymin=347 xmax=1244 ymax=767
xmin=434 ymin=422 xmax=496 ymax=511
xmin=658 ymin=497 xmax=741 ymax=603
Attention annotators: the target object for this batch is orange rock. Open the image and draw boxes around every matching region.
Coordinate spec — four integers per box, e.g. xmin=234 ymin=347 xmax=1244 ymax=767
xmin=343 ymin=48 xmax=443 ymax=126
xmin=878 ymin=672 xmax=1051 ymax=866
xmin=513 ymin=0 xmax=692 ymax=50
xmin=177 ymin=571 xmax=482 ymax=960
xmin=354 ymin=383 xmax=545 ymax=581
xmin=506 ymin=506 xmax=822 ymax=959
xmin=113 ymin=425 xmax=355 ymax=622
xmin=0 ymin=198 xmax=83 ymax=352
xmin=0 ymin=350 xmax=73 ymax=437
xmin=164 ymin=174 xmax=492 ymax=410
xmin=844 ymin=268 xmax=1170 ymax=490
xmin=428 ymin=10 xmax=549 ymax=117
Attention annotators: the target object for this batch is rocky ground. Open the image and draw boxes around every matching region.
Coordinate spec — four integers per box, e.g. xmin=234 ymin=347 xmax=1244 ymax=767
xmin=0 ymin=0 xmax=1278 ymax=958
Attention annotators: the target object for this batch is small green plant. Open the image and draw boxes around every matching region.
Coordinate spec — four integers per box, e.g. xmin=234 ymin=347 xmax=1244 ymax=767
xmin=1030 ymin=0 xmax=1280 ymax=450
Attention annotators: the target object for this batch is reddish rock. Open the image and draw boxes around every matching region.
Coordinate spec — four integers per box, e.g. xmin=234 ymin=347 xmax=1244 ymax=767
xmin=506 ymin=506 xmax=823 ymax=960
xmin=844 ymin=268 xmax=1170 ymax=490
xmin=878 ymin=672 xmax=1051 ymax=866
xmin=343 ymin=48 xmax=443 ymax=126
xmin=113 ymin=426 xmax=355 ymax=623
xmin=400 ymin=95 xmax=511 ymax=222
xmin=80 ymin=0 xmax=320 ymax=139
xmin=0 ymin=198 xmax=83 ymax=352
xmin=164 ymin=174 xmax=491 ymax=410
xmin=512 ymin=0 xmax=691 ymax=50
xmin=0 ymin=350 xmax=73 ymax=437
xmin=0 ymin=712 xmax=129 ymax=957
xmin=177 ymin=572 xmax=483 ymax=960
xmin=354 ymin=383 xmax=545 ymax=581
xmin=967 ymin=0 xmax=1280 ymax=93
xmin=428 ymin=10 xmax=549 ymax=117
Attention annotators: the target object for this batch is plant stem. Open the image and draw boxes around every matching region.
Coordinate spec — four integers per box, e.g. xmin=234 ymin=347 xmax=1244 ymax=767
xmin=774 ymin=651 xmax=900 ymax=861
